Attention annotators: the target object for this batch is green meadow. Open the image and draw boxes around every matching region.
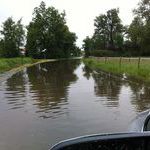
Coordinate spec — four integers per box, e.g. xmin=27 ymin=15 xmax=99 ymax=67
xmin=84 ymin=57 xmax=150 ymax=82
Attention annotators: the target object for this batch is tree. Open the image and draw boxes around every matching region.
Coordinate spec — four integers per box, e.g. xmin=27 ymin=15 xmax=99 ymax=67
xmin=128 ymin=17 xmax=143 ymax=49
xmin=106 ymin=9 xmax=123 ymax=49
xmin=94 ymin=14 xmax=108 ymax=49
xmin=114 ymin=33 xmax=124 ymax=49
xmin=83 ymin=8 xmax=124 ymax=57
xmin=0 ymin=39 xmax=3 ymax=57
xmin=134 ymin=0 xmax=150 ymax=22
xmin=26 ymin=1 xmax=78 ymax=58
xmin=82 ymin=36 xmax=94 ymax=56
xmin=130 ymin=0 xmax=150 ymax=55
xmin=0 ymin=17 xmax=25 ymax=57
xmin=140 ymin=20 xmax=150 ymax=55
xmin=15 ymin=19 xmax=25 ymax=50
xmin=94 ymin=8 xmax=123 ymax=50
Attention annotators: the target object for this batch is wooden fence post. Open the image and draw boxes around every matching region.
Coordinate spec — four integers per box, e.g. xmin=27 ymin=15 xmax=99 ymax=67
xmin=105 ymin=57 xmax=107 ymax=64
xmin=119 ymin=57 xmax=122 ymax=67
xmin=138 ymin=57 xmax=141 ymax=69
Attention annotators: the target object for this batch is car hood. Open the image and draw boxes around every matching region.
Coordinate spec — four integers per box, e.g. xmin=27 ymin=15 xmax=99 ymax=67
xmin=129 ymin=110 xmax=150 ymax=132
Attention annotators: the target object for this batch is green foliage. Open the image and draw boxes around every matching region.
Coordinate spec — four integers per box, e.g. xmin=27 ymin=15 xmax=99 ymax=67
xmin=87 ymin=50 xmax=117 ymax=57
xmin=94 ymin=8 xmax=123 ymax=49
xmin=114 ymin=34 xmax=124 ymax=49
xmin=127 ymin=0 xmax=150 ymax=56
xmin=83 ymin=2 xmax=150 ymax=57
xmin=0 ymin=17 xmax=25 ymax=58
xmin=84 ymin=58 xmax=150 ymax=82
xmin=128 ymin=17 xmax=143 ymax=49
xmin=0 ymin=40 xmax=3 ymax=57
xmin=83 ymin=8 xmax=125 ymax=57
xmin=0 ymin=57 xmax=36 ymax=73
xmin=94 ymin=14 xmax=108 ymax=49
xmin=134 ymin=0 xmax=150 ymax=22
xmin=141 ymin=21 xmax=150 ymax=55
xmin=82 ymin=36 xmax=94 ymax=56
xmin=26 ymin=1 xmax=79 ymax=59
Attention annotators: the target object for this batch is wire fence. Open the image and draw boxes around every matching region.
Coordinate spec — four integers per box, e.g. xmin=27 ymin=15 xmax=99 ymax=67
xmin=89 ymin=56 xmax=149 ymax=69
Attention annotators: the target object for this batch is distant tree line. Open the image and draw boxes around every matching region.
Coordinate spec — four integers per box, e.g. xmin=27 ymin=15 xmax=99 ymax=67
xmin=0 ymin=1 xmax=81 ymax=58
xmin=83 ymin=0 xmax=150 ymax=57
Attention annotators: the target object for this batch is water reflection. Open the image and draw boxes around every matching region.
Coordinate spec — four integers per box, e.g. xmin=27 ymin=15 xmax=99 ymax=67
xmin=5 ymin=60 xmax=80 ymax=118
xmin=82 ymin=65 xmax=92 ymax=80
xmin=83 ymin=65 xmax=150 ymax=112
xmin=83 ymin=66 xmax=122 ymax=107
xmin=1 ymin=60 xmax=150 ymax=150
xmin=5 ymin=62 xmax=150 ymax=116
xmin=93 ymin=72 xmax=122 ymax=107
xmin=129 ymin=82 xmax=150 ymax=112
xmin=5 ymin=69 xmax=29 ymax=109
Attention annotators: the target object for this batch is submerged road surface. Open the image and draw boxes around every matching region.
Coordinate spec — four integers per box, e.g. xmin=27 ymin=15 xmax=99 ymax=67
xmin=0 ymin=60 xmax=150 ymax=150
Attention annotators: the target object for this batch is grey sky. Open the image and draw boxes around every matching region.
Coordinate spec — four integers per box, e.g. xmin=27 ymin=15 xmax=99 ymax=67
xmin=0 ymin=0 xmax=139 ymax=47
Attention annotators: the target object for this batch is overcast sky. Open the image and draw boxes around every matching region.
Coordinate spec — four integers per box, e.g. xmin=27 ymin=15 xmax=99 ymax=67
xmin=0 ymin=0 xmax=139 ymax=47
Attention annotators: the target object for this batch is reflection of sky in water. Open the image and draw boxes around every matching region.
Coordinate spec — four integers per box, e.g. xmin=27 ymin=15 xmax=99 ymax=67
xmin=0 ymin=60 xmax=150 ymax=150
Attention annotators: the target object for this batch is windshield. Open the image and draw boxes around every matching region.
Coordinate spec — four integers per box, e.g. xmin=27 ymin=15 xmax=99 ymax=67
xmin=0 ymin=0 xmax=149 ymax=150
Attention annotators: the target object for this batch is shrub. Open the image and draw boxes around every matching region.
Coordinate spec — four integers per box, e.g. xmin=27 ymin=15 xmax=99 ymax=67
xmin=88 ymin=50 xmax=118 ymax=57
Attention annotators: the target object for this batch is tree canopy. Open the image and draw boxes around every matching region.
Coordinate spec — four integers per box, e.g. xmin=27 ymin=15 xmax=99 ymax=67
xmin=94 ymin=8 xmax=123 ymax=50
xmin=26 ymin=1 xmax=79 ymax=58
xmin=0 ymin=17 xmax=25 ymax=57
xmin=128 ymin=0 xmax=150 ymax=55
xmin=83 ymin=0 xmax=150 ymax=57
xmin=83 ymin=8 xmax=124 ymax=56
xmin=0 ymin=0 xmax=149 ymax=58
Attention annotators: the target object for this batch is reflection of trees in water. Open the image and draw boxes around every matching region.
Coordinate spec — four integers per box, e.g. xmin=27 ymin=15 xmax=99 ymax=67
xmin=83 ymin=64 xmax=150 ymax=112
xmin=5 ymin=69 xmax=29 ymax=109
xmin=27 ymin=60 xmax=80 ymax=118
xmin=129 ymin=82 xmax=150 ymax=112
xmin=82 ymin=65 xmax=93 ymax=80
xmin=93 ymin=73 xmax=121 ymax=99
xmin=6 ymin=60 xmax=150 ymax=118
xmin=5 ymin=60 xmax=80 ymax=118
xmin=83 ymin=65 xmax=122 ymax=107
xmin=92 ymin=73 xmax=122 ymax=107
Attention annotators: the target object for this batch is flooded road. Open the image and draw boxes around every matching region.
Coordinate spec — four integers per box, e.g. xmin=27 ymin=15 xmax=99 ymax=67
xmin=0 ymin=59 xmax=150 ymax=150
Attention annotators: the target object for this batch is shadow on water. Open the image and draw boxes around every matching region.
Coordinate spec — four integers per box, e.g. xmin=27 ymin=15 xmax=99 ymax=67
xmin=5 ymin=60 xmax=81 ymax=119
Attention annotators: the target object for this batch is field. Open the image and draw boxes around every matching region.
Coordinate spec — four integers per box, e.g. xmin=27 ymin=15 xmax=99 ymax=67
xmin=83 ymin=57 xmax=150 ymax=82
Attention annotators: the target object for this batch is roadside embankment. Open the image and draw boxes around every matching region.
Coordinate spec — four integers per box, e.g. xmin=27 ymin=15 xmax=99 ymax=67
xmin=0 ymin=57 xmax=53 ymax=73
xmin=0 ymin=57 xmax=82 ymax=74
xmin=0 ymin=57 xmax=56 ymax=83
xmin=83 ymin=57 xmax=150 ymax=82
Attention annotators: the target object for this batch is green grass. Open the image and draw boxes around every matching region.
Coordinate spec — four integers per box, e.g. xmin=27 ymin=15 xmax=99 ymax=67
xmin=0 ymin=57 xmax=39 ymax=73
xmin=83 ymin=58 xmax=150 ymax=82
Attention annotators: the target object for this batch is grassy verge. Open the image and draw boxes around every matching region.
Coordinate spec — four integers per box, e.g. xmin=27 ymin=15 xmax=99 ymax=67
xmin=83 ymin=57 xmax=150 ymax=82
xmin=0 ymin=57 xmax=47 ymax=73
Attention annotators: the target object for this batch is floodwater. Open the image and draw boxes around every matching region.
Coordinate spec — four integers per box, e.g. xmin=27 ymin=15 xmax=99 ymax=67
xmin=0 ymin=59 xmax=150 ymax=150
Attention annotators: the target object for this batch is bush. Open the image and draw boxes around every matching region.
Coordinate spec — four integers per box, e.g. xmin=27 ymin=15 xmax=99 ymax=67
xmin=85 ymin=49 xmax=144 ymax=57
xmin=87 ymin=50 xmax=118 ymax=57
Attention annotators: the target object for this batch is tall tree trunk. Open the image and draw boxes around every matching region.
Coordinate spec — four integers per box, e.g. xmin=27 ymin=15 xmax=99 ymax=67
xmin=110 ymin=25 xmax=114 ymax=49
